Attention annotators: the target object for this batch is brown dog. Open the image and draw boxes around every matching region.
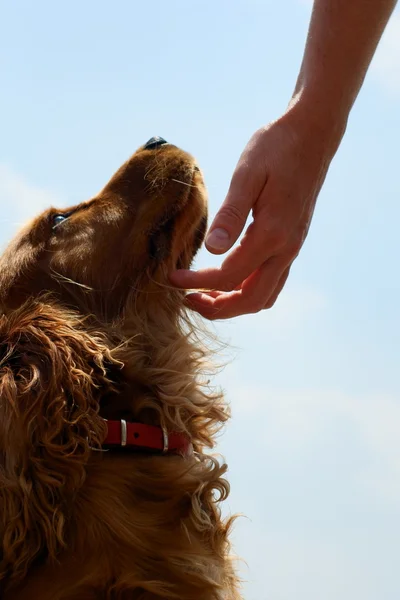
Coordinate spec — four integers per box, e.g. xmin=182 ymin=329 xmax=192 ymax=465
xmin=0 ymin=138 xmax=241 ymax=599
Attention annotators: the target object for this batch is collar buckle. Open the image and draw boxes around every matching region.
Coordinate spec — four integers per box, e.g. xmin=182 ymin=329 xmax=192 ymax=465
xmin=162 ymin=425 xmax=169 ymax=454
xmin=120 ymin=419 xmax=127 ymax=447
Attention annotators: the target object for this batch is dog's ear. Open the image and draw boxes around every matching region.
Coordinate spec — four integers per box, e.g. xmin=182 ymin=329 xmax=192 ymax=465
xmin=0 ymin=300 xmax=116 ymax=582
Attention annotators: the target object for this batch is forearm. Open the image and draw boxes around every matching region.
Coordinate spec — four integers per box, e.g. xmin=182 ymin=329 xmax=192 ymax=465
xmin=291 ymin=0 xmax=397 ymax=146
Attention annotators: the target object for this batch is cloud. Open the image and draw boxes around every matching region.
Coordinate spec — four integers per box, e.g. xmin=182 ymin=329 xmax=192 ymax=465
xmin=371 ymin=11 xmax=400 ymax=96
xmin=258 ymin=283 xmax=326 ymax=331
xmin=233 ymin=529 xmax=396 ymax=600
xmin=218 ymin=383 xmax=400 ymax=600
xmin=218 ymin=382 xmax=400 ymax=600
xmin=0 ymin=164 xmax=62 ymax=243
xmin=227 ymin=384 xmax=400 ymax=505
xmin=214 ymin=283 xmax=328 ymax=348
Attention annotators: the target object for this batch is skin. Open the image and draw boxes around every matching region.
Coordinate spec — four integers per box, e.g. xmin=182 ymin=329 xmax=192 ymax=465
xmin=171 ymin=0 xmax=398 ymax=319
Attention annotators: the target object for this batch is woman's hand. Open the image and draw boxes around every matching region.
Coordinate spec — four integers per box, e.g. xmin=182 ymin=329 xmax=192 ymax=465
xmin=171 ymin=103 xmax=343 ymax=319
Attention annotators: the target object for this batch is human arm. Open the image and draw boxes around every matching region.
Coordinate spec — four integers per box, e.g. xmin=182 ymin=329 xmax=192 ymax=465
xmin=171 ymin=0 xmax=397 ymax=319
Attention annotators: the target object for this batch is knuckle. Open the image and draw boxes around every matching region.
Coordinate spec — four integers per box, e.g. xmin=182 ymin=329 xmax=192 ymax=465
xmin=265 ymin=227 xmax=288 ymax=251
xmin=263 ymin=227 xmax=303 ymax=257
xmin=248 ymin=300 xmax=265 ymax=314
xmin=205 ymin=313 xmax=219 ymax=321
xmin=264 ymin=297 xmax=276 ymax=310
xmin=286 ymin=238 xmax=303 ymax=258
xmin=221 ymin=278 xmax=239 ymax=292
xmin=217 ymin=204 xmax=247 ymax=226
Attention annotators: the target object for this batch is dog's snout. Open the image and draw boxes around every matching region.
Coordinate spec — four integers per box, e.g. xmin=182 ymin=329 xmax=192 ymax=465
xmin=144 ymin=136 xmax=168 ymax=150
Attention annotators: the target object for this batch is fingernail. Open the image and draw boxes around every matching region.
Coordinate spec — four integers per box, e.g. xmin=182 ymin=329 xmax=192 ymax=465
xmin=206 ymin=228 xmax=230 ymax=251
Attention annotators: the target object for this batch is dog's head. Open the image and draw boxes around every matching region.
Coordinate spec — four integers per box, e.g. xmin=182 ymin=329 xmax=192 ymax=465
xmin=0 ymin=137 xmax=207 ymax=320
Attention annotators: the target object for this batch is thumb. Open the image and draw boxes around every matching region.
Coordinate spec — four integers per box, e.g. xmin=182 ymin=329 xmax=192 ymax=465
xmin=206 ymin=142 xmax=266 ymax=255
xmin=206 ymin=173 xmax=256 ymax=255
xmin=205 ymin=200 xmax=249 ymax=255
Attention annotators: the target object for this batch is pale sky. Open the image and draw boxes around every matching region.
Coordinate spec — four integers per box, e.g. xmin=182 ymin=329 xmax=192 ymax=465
xmin=1 ymin=2 xmax=400 ymax=599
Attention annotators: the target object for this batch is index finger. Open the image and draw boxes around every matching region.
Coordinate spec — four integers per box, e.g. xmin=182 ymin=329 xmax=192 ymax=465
xmin=170 ymin=215 xmax=279 ymax=292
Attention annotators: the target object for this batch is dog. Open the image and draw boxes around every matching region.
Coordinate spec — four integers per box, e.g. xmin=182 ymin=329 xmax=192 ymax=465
xmin=0 ymin=137 xmax=241 ymax=599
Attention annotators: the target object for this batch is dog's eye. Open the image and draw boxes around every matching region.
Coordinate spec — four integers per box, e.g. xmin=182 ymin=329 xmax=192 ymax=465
xmin=52 ymin=214 xmax=68 ymax=229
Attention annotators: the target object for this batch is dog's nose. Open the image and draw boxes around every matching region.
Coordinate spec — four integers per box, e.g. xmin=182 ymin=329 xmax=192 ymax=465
xmin=144 ymin=136 xmax=168 ymax=150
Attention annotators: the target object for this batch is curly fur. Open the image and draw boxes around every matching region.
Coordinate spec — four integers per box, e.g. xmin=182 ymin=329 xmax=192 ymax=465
xmin=0 ymin=142 xmax=242 ymax=599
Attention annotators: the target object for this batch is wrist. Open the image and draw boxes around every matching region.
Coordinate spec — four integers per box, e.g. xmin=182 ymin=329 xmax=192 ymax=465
xmin=286 ymin=87 xmax=349 ymax=159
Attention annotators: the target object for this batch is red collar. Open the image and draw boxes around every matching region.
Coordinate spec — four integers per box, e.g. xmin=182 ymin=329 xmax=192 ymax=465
xmin=103 ymin=420 xmax=192 ymax=456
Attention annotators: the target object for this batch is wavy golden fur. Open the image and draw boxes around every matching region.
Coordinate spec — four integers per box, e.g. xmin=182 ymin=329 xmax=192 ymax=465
xmin=0 ymin=141 xmax=242 ymax=599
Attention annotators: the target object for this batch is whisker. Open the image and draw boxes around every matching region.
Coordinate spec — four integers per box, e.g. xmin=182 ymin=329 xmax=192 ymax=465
xmin=171 ymin=179 xmax=199 ymax=189
xmin=127 ymin=280 xmax=164 ymax=295
xmin=50 ymin=269 xmax=94 ymax=292
xmin=145 ymin=273 xmax=180 ymax=293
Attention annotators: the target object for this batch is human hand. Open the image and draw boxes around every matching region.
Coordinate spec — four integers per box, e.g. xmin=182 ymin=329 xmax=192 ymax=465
xmin=171 ymin=103 xmax=344 ymax=319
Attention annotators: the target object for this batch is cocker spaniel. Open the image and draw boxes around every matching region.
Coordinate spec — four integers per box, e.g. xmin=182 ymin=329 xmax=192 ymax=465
xmin=0 ymin=137 xmax=241 ymax=599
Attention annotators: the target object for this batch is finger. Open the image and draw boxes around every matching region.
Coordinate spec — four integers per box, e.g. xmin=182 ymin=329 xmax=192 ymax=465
xmin=170 ymin=267 xmax=224 ymax=291
xmin=263 ymin=266 xmax=290 ymax=309
xmin=185 ymin=257 xmax=290 ymax=319
xmin=205 ymin=154 xmax=266 ymax=255
xmin=184 ymin=292 xmax=231 ymax=319
xmin=171 ymin=213 xmax=284 ymax=292
xmin=187 ymin=290 xmax=223 ymax=299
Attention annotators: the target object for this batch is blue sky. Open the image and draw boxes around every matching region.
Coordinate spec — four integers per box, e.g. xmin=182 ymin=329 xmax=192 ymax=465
xmin=1 ymin=1 xmax=400 ymax=598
